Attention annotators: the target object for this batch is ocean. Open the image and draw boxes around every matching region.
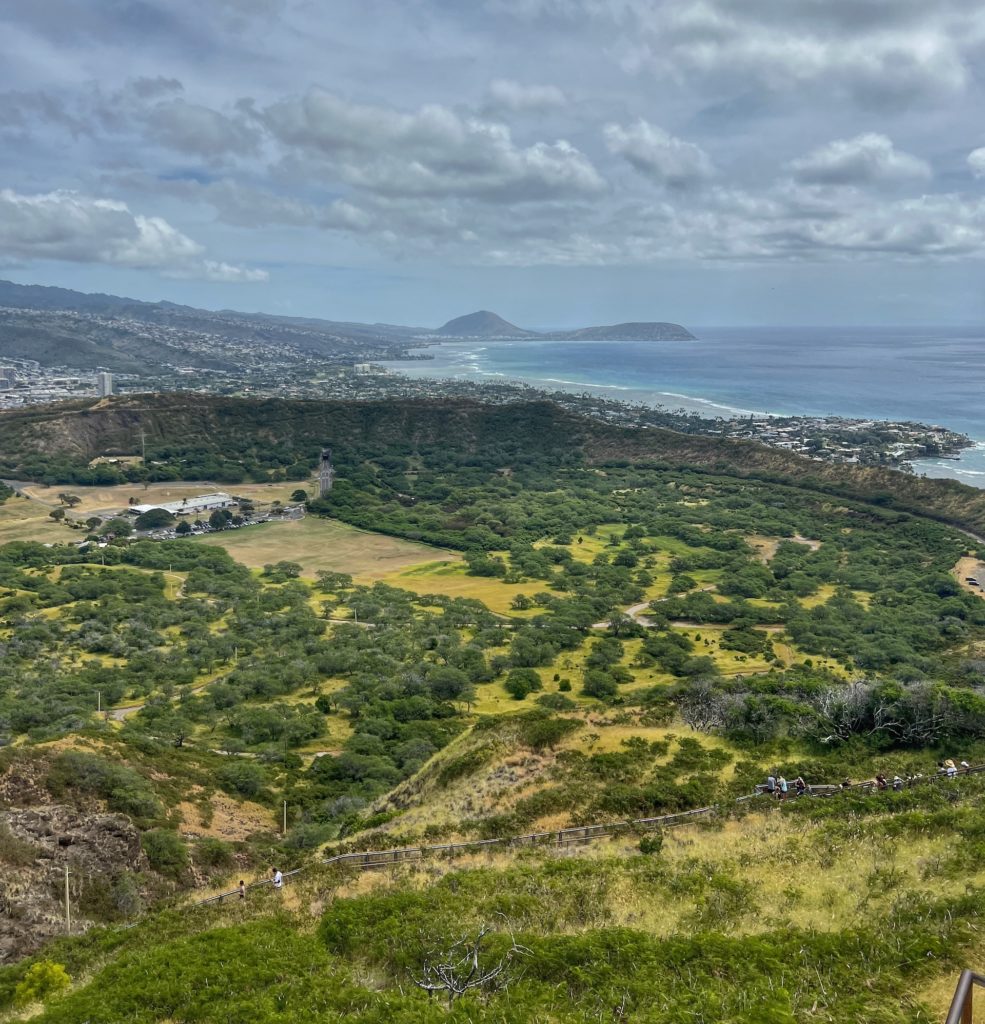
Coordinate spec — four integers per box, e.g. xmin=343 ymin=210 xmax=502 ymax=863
xmin=377 ymin=326 xmax=985 ymax=488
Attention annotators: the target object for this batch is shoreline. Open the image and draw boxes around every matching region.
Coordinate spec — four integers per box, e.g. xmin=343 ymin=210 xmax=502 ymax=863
xmin=377 ymin=341 xmax=985 ymax=488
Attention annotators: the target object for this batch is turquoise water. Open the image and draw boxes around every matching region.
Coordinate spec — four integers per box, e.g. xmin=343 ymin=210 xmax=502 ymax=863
xmin=378 ymin=326 xmax=985 ymax=487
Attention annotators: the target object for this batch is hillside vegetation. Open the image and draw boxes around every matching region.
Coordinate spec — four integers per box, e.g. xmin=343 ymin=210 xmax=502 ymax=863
xmin=3 ymin=394 xmax=985 ymax=1021
xmin=2 ymin=394 xmax=985 ymax=535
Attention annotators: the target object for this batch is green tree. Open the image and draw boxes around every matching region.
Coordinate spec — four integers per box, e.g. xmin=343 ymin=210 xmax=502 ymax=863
xmin=505 ymin=668 xmax=543 ymax=700
xmin=134 ymin=508 xmax=176 ymax=530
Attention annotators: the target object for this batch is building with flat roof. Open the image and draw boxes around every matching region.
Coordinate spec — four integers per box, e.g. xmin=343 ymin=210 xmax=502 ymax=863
xmin=96 ymin=372 xmax=114 ymax=397
xmin=127 ymin=492 xmax=234 ymax=516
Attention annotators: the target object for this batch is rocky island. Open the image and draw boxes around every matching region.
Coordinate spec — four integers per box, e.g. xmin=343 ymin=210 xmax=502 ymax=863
xmin=432 ymin=310 xmax=695 ymax=341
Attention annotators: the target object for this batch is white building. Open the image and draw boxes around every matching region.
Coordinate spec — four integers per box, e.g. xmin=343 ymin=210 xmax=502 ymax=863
xmin=96 ymin=372 xmax=114 ymax=397
xmin=128 ymin=492 xmax=235 ymax=516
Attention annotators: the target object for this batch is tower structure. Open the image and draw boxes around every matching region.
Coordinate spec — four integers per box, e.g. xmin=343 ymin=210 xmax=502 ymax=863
xmin=319 ymin=448 xmax=335 ymax=496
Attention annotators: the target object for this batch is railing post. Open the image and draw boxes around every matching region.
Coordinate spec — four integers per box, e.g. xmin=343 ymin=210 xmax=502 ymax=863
xmin=962 ymin=984 xmax=972 ymax=1024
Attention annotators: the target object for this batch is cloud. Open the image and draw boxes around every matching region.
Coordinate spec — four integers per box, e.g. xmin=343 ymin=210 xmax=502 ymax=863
xmin=144 ymin=99 xmax=260 ymax=158
xmin=198 ymin=260 xmax=269 ymax=282
xmin=789 ymin=133 xmax=931 ymax=185
xmin=490 ymin=0 xmax=984 ymax=107
xmin=969 ymin=147 xmax=985 ymax=178
xmin=604 ymin=119 xmax=714 ymax=187
xmin=486 ymin=79 xmax=567 ymax=111
xmin=259 ymin=88 xmax=605 ymax=201
xmin=0 ymin=188 xmax=265 ymax=281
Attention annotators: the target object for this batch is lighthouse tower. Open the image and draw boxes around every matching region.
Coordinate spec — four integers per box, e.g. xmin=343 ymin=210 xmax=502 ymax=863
xmin=319 ymin=448 xmax=335 ymax=496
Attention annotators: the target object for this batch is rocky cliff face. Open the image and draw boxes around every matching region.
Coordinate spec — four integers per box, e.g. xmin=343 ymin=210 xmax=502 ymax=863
xmin=0 ymin=752 xmax=151 ymax=964
xmin=1 ymin=805 xmax=147 ymax=963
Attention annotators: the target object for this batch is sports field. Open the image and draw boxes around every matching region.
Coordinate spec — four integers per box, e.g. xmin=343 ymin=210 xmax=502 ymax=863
xmin=195 ymin=516 xmax=459 ymax=580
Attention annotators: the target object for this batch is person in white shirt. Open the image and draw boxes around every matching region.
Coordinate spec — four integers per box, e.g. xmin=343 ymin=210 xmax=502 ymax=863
xmin=272 ymin=867 xmax=283 ymax=889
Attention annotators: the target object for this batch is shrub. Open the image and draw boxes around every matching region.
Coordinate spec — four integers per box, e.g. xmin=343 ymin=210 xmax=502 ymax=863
xmin=518 ymin=712 xmax=583 ymax=752
xmin=536 ymin=693 xmax=577 ymax=711
xmin=0 ymin=822 xmax=35 ymax=866
xmin=582 ymin=671 xmax=618 ymax=700
xmin=141 ymin=829 xmax=188 ymax=879
xmin=216 ymin=761 xmax=267 ymax=798
xmin=196 ymin=838 xmax=235 ymax=868
xmin=639 ymin=832 xmax=664 ymax=856
xmin=14 ymin=961 xmax=70 ymax=1007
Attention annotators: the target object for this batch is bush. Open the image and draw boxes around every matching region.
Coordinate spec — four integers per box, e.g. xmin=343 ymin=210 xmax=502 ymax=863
xmin=216 ymin=761 xmax=267 ymax=798
xmin=14 ymin=961 xmax=70 ymax=1007
xmin=141 ymin=829 xmax=188 ymax=879
xmin=196 ymin=837 xmax=234 ymax=868
xmin=582 ymin=670 xmax=618 ymax=700
xmin=639 ymin=832 xmax=664 ymax=856
xmin=518 ymin=712 xmax=583 ymax=752
xmin=505 ymin=668 xmax=543 ymax=701
xmin=536 ymin=693 xmax=576 ymax=711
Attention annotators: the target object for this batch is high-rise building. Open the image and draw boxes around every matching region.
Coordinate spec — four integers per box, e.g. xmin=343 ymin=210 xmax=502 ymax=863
xmin=96 ymin=372 xmax=114 ymax=397
xmin=0 ymin=366 xmax=16 ymax=390
xmin=319 ymin=448 xmax=335 ymax=496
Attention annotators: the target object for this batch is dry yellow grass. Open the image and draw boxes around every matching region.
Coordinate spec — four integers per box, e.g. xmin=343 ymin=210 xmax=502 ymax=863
xmin=178 ymin=792 xmax=275 ymax=841
xmin=381 ymin=561 xmax=541 ymax=615
xmin=196 ymin=517 xmax=458 ymax=581
xmin=313 ymin=803 xmax=974 ymax=945
xmin=0 ymin=495 xmax=72 ymax=544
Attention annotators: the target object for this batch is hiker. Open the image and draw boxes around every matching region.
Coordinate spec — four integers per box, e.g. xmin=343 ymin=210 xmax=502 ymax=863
xmin=961 ymin=760 xmax=971 ymax=770
xmin=946 ymin=760 xmax=958 ymax=780
xmin=840 ymin=777 xmax=852 ymax=790
xmin=778 ymin=776 xmax=788 ymax=800
xmin=794 ymin=776 xmax=807 ymax=797
xmin=765 ymin=774 xmax=776 ymax=797
xmin=892 ymin=776 xmax=904 ymax=792
xmin=272 ymin=867 xmax=283 ymax=890
xmin=238 ymin=879 xmax=246 ymax=900
xmin=875 ymin=773 xmax=887 ymax=791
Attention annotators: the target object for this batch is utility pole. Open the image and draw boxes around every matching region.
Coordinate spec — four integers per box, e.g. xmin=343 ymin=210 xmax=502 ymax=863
xmin=140 ymin=429 xmax=147 ymax=464
xmin=97 ymin=691 xmax=101 ymax=714
xmin=283 ymin=800 xmax=288 ymax=836
xmin=64 ymin=866 xmax=71 ymax=933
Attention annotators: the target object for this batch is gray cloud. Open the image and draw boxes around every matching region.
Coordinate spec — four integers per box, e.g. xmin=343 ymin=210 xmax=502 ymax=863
xmin=789 ymin=133 xmax=931 ymax=185
xmin=259 ymin=88 xmax=605 ymax=201
xmin=143 ymin=98 xmax=260 ymax=158
xmin=0 ymin=188 xmax=266 ymax=280
xmin=969 ymin=148 xmax=985 ymax=178
xmin=486 ymin=79 xmax=567 ymax=111
xmin=604 ymin=119 xmax=714 ymax=187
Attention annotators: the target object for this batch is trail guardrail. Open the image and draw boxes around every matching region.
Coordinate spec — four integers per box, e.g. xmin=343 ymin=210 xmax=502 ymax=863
xmin=192 ymin=761 xmax=985 ymax=907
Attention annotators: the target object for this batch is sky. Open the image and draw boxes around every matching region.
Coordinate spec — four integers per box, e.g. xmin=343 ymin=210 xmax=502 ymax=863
xmin=2 ymin=0 xmax=985 ymax=327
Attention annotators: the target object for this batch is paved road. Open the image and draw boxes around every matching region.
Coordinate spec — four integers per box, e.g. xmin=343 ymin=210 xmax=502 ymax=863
xmin=591 ymin=588 xmax=716 ymax=630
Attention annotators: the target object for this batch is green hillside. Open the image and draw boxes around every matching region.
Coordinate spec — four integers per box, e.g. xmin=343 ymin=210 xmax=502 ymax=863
xmin=2 ymin=395 xmax=985 ymax=1021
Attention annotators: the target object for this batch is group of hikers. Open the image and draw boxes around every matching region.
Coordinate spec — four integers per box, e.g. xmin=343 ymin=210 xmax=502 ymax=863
xmin=763 ymin=774 xmax=809 ymax=799
xmin=763 ymin=758 xmax=972 ymax=799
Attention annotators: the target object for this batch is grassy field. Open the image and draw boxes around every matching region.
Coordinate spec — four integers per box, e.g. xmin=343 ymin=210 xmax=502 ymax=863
xmin=196 ymin=516 xmax=459 ymax=580
xmin=0 ymin=495 xmax=73 ymax=544
xmin=381 ymin=560 xmax=544 ymax=615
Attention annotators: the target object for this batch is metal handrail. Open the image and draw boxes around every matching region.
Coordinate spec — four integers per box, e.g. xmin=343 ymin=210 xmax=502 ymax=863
xmin=190 ymin=761 xmax=985 ymax=908
xmin=945 ymin=969 xmax=985 ymax=1024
